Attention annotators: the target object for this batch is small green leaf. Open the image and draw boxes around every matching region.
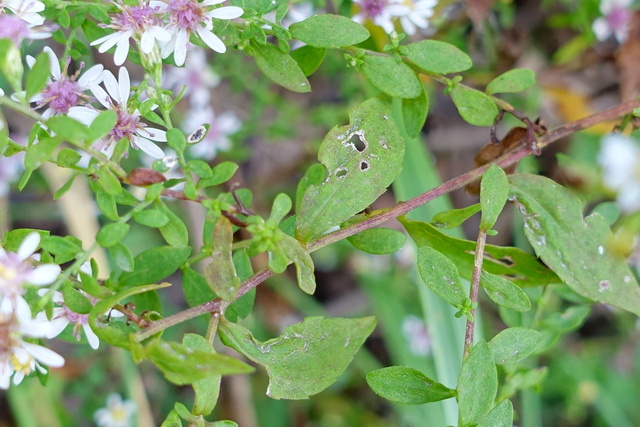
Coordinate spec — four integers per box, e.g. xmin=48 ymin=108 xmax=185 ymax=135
xmin=109 ymin=242 xmax=134 ymax=272
xmin=185 ymin=334 xmax=222 ymax=416
xmin=280 ymin=234 xmax=316 ymax=294
xmin=253 ymin=42 xmax=311 ymax=93
xmin=509 ymin=174 xmax=640 ymax=315
xmin=295 ymin=163 xmax=325 ymax=213
xmin=480 ymin=165 xmax=509 ymax=231
xmin=219 ymin=316 xmax=376 ymax=399
xmin=40 ymin=235 xmax=82 ymax=263
xmin=296 ymin=97 xmax=404 ymax=242
xmin=347 ymin=227 xmax=406 ymax=254
xmin=186 ymin=159 xmax=213 ymax=178
xmin=480 ymin=271 xmax=531 ymax=312
xmin=290 ymin=45 xmax=326 ymax=76
xmin=118 ymin=246 xmax=191 ymax=289
xmin=156 ymin=200 xmax=189 ymax=248
xmin=46 ymin=116 xmax=89 ymax=142
xmin=56 ymin=148 xmax=82 ymax=167
xmin=270 ymin=193 xmax=292 ymax=224
xmin=362 ymin=55 xmax=422 ymax=99
xmin=197 ymin=161 xmax=239 ymax=188
xmin=97 ymin=165 xmax=122 ymax=196
xmin=488 ymin=327 xmax=542 ymax=365
xmin=53 ymin=172 xmax=79 ymax=199
xmin=133 ymin=209 xmax=169 ymax=228
xmin=450 ymin=85 xmax=499 ymax=126
xmin=96 ymin=223 xmax=130 ymax=248
xmin=204 ymin=217 xmax=240 ymax=301
xmin=26 ymin=52 xmax=51 ymax=101
xmin=404 ymin=40 xmax=472 ymax=74
xmin=431 ymin=204 xmax=481 ymax=229
xmin=401 ymin=87 xmax=429 ymax=138
xmin=182 ymin=268 xmax=216 ymax=308
xmin=457 ymin=341 xmax=497 ymax=427
xmin=478 ymin=399 xmax=513 ymax=427
xmin=87 ymin=110 xmax=118 ymax=142
xmin=486 ymin=68 xmax=536 ymax=96
xmin=24 ymin=135 xmax=60 ymax=170
xmin=289 ymin=14 xmax=370 ymax=48
xmin=366 ymin=366 xmax=456 ymax=405
xmin=226 ymin=250 xmax=255 ymax=321
xmin=62 ymin=285 xmax=93 ymax=314
xmin=167 ymin=128 xmax=186 ymax=152
xmin=416 ymin=246 xmax=467 ymax=309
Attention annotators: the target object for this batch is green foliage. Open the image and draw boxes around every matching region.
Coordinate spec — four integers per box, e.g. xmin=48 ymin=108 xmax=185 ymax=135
xmin=296 ymin=97 xmax=405 ymax=242
xmin=431 ymin=204 xmax=481 ymax=229
xmin=488 ymin=327 xmax=542 ymax=365
xmin=366 ymin=366 xmax=456 ymax=405
xmin=480 ymin=271 xmax=532 ymax=312
xmin=289 ymin=14 xmax=370 ymax=48
xmin=347 ymin=227 xmax=406 ymax=254
xmin=486 ymin=68 xmax=536 ymax=95
xmin=450 ymin=85 xmax=499 ymax=126
xmin=252 ymin=42 xmax=311 ymax=93
xmin=117 ymin=246 xmax=191 ymax=289
xmin=204 ymin=217 xmax=240 ymax=301
xmin=403 ymin=40 xmax=472 ymax=74
xmin=362 ymin=55 xmax=422 ymax=98
xmin=416 ymin=246 xmax=467 ymax=310
xmin=26 ymin=52 xmax=50 ymax=101
xmin=457 ymin=342 xmax=498 ymax=427
xmin=509 ymin=174 xmax=640 ymax=315
xmin=401 ymin=87 xmax=429 ymax=138
xmin=219 ymin=316 xmax=376 ymax=399
xmin=478 ymin=399 xmax=514 ymax=427
xmin=480 ymin=165 xmax=509 ymax=231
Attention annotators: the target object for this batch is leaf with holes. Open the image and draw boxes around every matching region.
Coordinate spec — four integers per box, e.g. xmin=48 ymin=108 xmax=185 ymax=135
xmin=296 ymin=97 xmax=404 ymax=242
xmin=509 ymin=174 xmax=640 ymax=316
xmin=400 ymin=218 xmax=560 ymax=287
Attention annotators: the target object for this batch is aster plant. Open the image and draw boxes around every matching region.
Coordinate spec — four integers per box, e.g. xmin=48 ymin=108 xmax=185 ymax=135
xmin=0 ymin=1 xmax=639 ymax=426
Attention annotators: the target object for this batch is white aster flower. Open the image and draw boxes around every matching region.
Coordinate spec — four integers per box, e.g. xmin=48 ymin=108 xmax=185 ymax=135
xmin=598 ymin=133 xmax=640 ymax=212
xmin=0 ymin=297 xmax=65 ymax=389
xmin=26 ymin=47 xmax=104 ymax=118
xmin=155 ymin=0 xmax=244 ymax=66
xmin=182 ymin=105 xmax=240 ymax=160
xmin=593 ymin=0 xmax=633 ymax=43
xmin=91 ymin=0 xmax=171 ymax=66
xmin=0 ymin=232 xmax=60 ymax=310
xmin=1 ymin=0 xmax=46 ymax=25
xmin=389 ymin=0 xmax=437 ymax=36
xmin=94 ymin=393 xmax=137 ymax=427
xmin=0 ymin=11 xmax=52 ymax=45
xmin=69 ymin=67 xmax=167 ymax=159
xmin=352 ymin=0 xmax=397 ymax=34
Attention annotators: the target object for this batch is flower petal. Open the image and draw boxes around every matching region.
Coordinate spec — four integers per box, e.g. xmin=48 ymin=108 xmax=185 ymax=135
xmin=22 ymin=342 xmax=65 ymax=368
xmin=134 ymin=137 xmax=165 ymax=159
xmin=208 ymin=6 xmax=244 ymax=20
xmin=118 ymin=67 xmax=131 ymax=105
xmin=17 ymin=233 xmax=40 ymax=260
xmin=197 ymin=27 xmax=226 ymax=53
xmin=28 ymin=264 xmax=61 ymax=285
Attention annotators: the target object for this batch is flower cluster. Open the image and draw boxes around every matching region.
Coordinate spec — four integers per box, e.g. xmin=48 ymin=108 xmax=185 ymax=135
xmin=352 ymin=0 xmax=438 ymax=36
xmin=92 ymin=0 xmax=244 ymax=67
xmin=0 ymin=0 xmax=53 ymax=45
xmin=593 ymin=0 xmax=633 ymax=43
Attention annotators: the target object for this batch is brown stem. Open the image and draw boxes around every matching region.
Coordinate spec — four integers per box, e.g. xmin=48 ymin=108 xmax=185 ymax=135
xmin=134 ymin=99 xmax=639 ymax=340
xmin=463 ymin=228 xmax=487 ymax=360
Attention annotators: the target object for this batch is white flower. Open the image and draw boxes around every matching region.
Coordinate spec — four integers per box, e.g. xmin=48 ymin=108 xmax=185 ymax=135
xmin=0 ymin=232 xmax=60 ymax=310
xmin=26 ymin=47 xmax=104 ymax=118
xmin=0 ymin=297 xmax=65 ymax=389
xmin=593 ymin=0 xmax=633 ymax=43
xmin=162 ymin=46 xmax=220 ymax=107
xmin=182 ymin=105 xmax=240 ymax=160
xmin=94 ymin=393 xmax=136 ymax=427
xmin=598 ymin=133 xmax=640 ymax=212
xmin=156 ymin=0 xmax=244 ymax=66
xmin=1 ymin=0 xmax=46 ymax=25
xmin=389 ymin=0 xmax=437 ymax=36
xmin=352 ymin=0 xmax=397 ymax=34
xmin=69 ymin=67 xmax=167 ymax=159
xmin=0 ymin=11 xmax=52 ymax=45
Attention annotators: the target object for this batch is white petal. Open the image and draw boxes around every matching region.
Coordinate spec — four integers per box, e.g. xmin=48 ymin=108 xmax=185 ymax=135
xmin=94 ymin=33 xmax=121 ymax=53
xmin=28 ymin=264 xmax=61 ymax=285
xmin=175 ymin=29 xmax=188 ymax=66
xmin=137 ymin=127 xmax=166 ymax=141
xmin=118 ymin=67 xmax=131 ymax=105
xmin=113 ymin=36 xmax=131 ymax=66
xmin=134 ymin=137 xmax=165 ymax=159
xmin=68 ymin=106 xmax=100 ymax=124
xmin=47 ymin=317 xmax=69 ymax=338
xmin=83 ymin=324 xmax=100 ymax=349
xmin=17 ymin=232 xmax=40 ymax=260
xmin=140 ymin=30 xmax=155 ymax=54
xmin=43 ymin=47 xmax=61 ymax=80
xmin=197 ymin=27 xmax=226 ymax=53
xmin=102 ymin=70 xmax=120 ymax=103
xmin=150 ymin=26 xmax=172 ymax=42
xmin=78 ymin=64 xmax=104 ymax=87
xmin=208 ymin=6 xmax=244 ymax=20
xmin=22 ymin=342 xmax=65 ymax=367
xmin=202 ymin=0 xmax=225 ymax=5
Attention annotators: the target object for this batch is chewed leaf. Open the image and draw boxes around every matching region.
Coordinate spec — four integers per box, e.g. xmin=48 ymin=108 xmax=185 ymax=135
xmin=219 ymin=316 xmax=376 ymax=399
xmin=509 ymin=174 xmax=640 ymax=316
xmin=296 ymin=97 xmax=404 ymax=242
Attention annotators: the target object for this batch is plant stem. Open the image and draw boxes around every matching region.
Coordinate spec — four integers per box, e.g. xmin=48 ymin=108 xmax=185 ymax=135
xmin=463 ymin=228 xmax=487 ymax=360
xmin=133 ymin=98 xmax=640 ymax=340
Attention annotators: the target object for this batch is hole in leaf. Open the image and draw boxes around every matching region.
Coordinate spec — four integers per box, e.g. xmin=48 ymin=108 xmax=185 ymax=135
xmin=335 ymin=168 xmax=347 ymax=178
xmin=347 ymin=132 xmax=367 ymax=152
xmin=360 ymin=161 xmax=369 ymax=171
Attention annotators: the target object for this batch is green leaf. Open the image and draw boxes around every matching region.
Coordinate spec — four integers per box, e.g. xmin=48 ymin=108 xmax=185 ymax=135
xmin=219 ymin=316 xmax=376 ymax=399
xmin=431 ymin=204 xmax=481 ymax=229
xmin=204 ymin=217 xmax=240 ymax=301
xmin=40 ymin=235 xmax=82 ymax=264
xmin=509 ymin=174 xmax=640 ymax=315
xmin=97 ymin=165 xmax=122 ymax=196
xmin=146 ymin=338 xmax=253 ymax=384
xmin=488 ymin=327 xmax=542 ymax=365
xmin=133 ymin=209 xmax=169 ymax=228
xmin=186 ymin=159 xmax=213 ymax=178
xmin=26 ymin=52 xmax=50 ymax=101
xmin=62 ymin=284 xmax=93 ymax=314
xmin=109 ymin=242 xmax=134 ymax=272
xmin=185 ymin=334 xmax=222 ymax=416
xmin=46 ymin=116 xmax=89 ymax=142
xmin=87 ymin=110 xmax=118 ymax=142
xmin=295 ymin=163 xmax=325 ymax=213
xmin=404 ymin=40 xmax=472 ymax=74
xmin=450 ymin=85 xmax=499 ymax=126
xmin=401 ymin=218 xmax=560 ymax=287
xmin=167 ymin=128 xmax=186 ymax=152
xmin=480 ymin=165 xmax=509 ymax=231
xmin=542 ymin=305 xmax=590 ymax=333
xmin=96 ymin=223 xmax=130 ymax=248
xmin=486 ymin=68 xmax=536 ymax=96
xmin=417 ymin=246 xmax=466 ymax=309
xmin=270 ymin=193 xmax=292 ymax=224
xmin=401 ymin=87 xmax=429 ymax=138
xmin=182 ymin=268 xmax=216 ymax=308
xmin=56 ymin=148 xmax=82 ymax=167
xmin=296 ymin=97 xmax=404 ymax=242
xmin=289 ymin=14 xmax=370 ymax=48
xmin=362 ymin=55 xmax=422 ymax=99
xmin=480 ymin=271 xmax=531 ymax=312
xmin=118 ymin=246 xmax=191 ymax=289
xmin=280 ymin=234 xmax=316 ymax=294
xmin=156 ymin=200 xmax=189 ymax=248
xmin=253 ymin=42 xmax=310 ymax=93
xmin=24 ymin=136 xmax=60 ymax=170
xmin=457 ymin=341 xmax=497 ymax=427
xmin=226 ymin=250 xmax=255 ymax=321
xmin=347 ymin=227 xmax=406 ymax=254
xmin=290 ymin=45 xmax=326 ymax=76
xmin=197 ymin=161 xmax=239 ymax=188
xmin=366 ymin=366 xmax=456 ymax=405
xmin=478 ymin=399 xmax=513 ymax=427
